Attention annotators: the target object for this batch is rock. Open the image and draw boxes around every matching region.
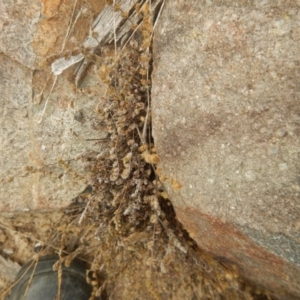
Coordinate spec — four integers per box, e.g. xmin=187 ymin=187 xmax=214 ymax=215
xmin=152 ymin=0 xmax=300 ymax=299
xmin=0 ymin=0 xmax=156 ymax=211
xmin=0 ymin=0 xmax=107 ymax=210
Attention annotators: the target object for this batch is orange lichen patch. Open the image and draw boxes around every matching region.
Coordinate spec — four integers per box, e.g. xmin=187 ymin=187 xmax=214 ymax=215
xmin=141 ymin=151 xmax=160 ymax=164
xmin=170 ymin=178 xmax=182 ymax=190
xmin=34 ymin=19 xmax=62 ymax=58
xmin=41 ymin=0 xmax=62 ymax=18
xmin=33 ymin=0 xmax=107 ymax=69
xmin=176 ymin=206 xmax=300 ymax=299
xmin=33 ymin=2 xmax=71 ymax=66
xmin=88 ymin=0 xmax=106 ymax=16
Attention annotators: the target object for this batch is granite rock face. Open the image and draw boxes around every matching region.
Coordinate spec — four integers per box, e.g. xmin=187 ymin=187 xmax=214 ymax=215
xmin=152 ymin=1 xmax=300 ymax=298
xmin=0 ymin=0 xmax=107 ymax=210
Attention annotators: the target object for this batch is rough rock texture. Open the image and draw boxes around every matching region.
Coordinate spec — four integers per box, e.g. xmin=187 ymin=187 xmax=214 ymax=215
xmin=0 ymin=0 xmax=107 ymax=210
xmin=152 ymin=0 xmax=300 ymax=299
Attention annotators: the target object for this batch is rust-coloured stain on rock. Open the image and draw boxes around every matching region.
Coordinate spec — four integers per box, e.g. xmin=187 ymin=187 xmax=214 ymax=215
xmin=176 ymin=206 xmax=300 ymax=299
xmin=41 ymin=0 xmax=62 ymax=18
xmin=33 ymin=0 xmax=106 ymax=67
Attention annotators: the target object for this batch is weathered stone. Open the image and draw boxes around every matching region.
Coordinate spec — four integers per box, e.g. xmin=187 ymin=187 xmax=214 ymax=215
xmin=0 ymin=0 xmax=107 ymax=210
xmin=0 ymin=0 xmax=40 ymax=69
xmin=152 ymin=0 xmax=300 ymax=298
xmin=0 ymin=0 xmax=157 ymax=211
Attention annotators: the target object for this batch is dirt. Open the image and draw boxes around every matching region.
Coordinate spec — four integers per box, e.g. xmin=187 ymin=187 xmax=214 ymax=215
xmin=0 ymin=210 xmax=64 ymax=294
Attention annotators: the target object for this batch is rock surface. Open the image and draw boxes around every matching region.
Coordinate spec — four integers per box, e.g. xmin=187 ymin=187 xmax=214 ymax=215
xmin=0 ymin=0 xmax=107 ymax=210
xmin=152 ymin=0 xmax=300 ymax=299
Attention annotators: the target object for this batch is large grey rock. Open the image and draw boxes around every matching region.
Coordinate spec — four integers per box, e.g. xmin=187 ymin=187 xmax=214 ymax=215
xmin=152 ymin=0 xmax=300 ymax=298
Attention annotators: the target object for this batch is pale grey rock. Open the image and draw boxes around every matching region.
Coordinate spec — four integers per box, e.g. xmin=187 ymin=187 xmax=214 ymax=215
xmin=152 ymin=0 xmax=300 ymax=298
xmin=0 ymin=52 xmax=106 ymax=211
xmin=0 ymin=0 xmax=40 ymax=69
xmin=0 ymin=1 xmax=107 ymax=211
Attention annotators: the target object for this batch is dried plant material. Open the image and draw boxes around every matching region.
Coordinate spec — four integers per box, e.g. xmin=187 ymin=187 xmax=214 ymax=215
xmin=138 ymin=144 xmax=148 ymax=152
xmin=122 ymin=152 xmax=132 ymax=164
xmin=162 ymin=247 xmax=176 ymax=267
xmin=56 ymin=225 xmax=81 ymax=233
xmin=173 ymin=236 xmax=187 ymax=254
xmin=98 ymin=64 xmax=110 ymax=83
xmin=159 ymin=191 xmax=168 ymax=199
xmin=141 ymin=151 xmax=160 ymax=164
xmin=121 ymin=167 xmax=130 ymax=180
xmin=170 ymin=177 xmax=183 ymax=190
xmin=144 ymin=195 xmax=161 ymax=215
xmin=155 ymin=167 xmax=163 ymax=176
xmin=84 ymin=0 xmax=140 ymax=48
xmin=51 ymin=53 xmax=84 ymax=75
xmin=145 ymin=270 xmax=161 ymax=300
xmin=150 ymin=214 xmax=158 ymax=224
xmin=33 ymin=91 xmax=43 ymax=105
xmin=0 ymin=255 xmax=21 ymax=281
xmin=159 ymin=173 xmax=168 ymax=182
xmin=123 ymin=232 xmax=149 ymax=246
xmin=146 ymin=257 xmax=156 ymax=267
xmin=50 ymin=0 xmax=156 ymax=82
